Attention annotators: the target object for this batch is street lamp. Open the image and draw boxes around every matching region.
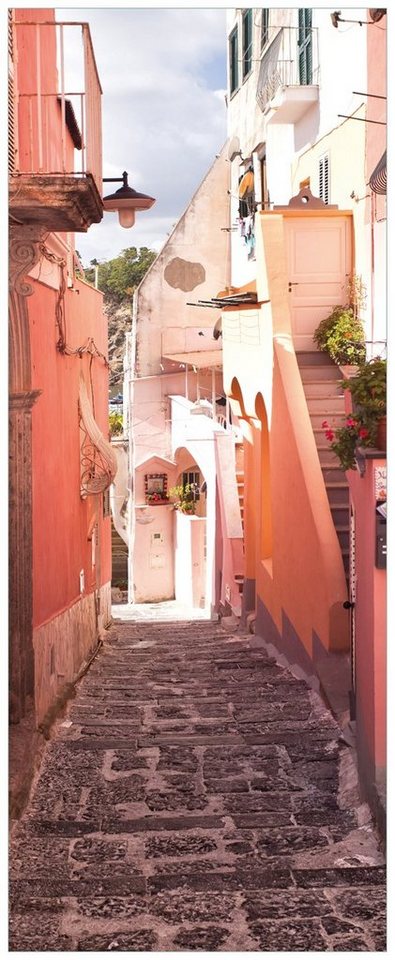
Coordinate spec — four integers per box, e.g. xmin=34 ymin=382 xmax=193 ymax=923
xmin=102 ymin=171 xmax=156 ymax=228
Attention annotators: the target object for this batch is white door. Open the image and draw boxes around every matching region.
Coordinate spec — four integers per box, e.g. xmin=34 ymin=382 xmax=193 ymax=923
xmin=285 ymin=215 xmax=352 ymax=351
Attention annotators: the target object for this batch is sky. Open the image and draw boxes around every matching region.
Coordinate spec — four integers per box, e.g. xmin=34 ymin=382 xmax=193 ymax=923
xmin=57 ymin=7 xmax=228 ymax=266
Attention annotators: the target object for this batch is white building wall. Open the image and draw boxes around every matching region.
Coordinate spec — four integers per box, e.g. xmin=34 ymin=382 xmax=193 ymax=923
xmin=225 ymin=7 xmax=369 ymax=294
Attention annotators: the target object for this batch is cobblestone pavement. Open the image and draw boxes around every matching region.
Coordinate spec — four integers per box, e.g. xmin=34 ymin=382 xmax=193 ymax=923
xmin=10 ymin=620 xmax=386 ymax=951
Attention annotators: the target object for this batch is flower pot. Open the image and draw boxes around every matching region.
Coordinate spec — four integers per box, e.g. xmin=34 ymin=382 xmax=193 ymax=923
xmin=376 ymin=416 xmax=386 ymax=452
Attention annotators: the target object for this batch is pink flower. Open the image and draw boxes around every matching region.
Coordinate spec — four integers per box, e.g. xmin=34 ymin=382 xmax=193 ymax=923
xmin=325 ymin=429 xmax=335 ymax=442
xmin=346 ymin=417 xmax=356 ymax=427
xmin=358 ymin=427 xmax=369 ymax=439
xmin=322 ymin=420 xmax=329 ymax=428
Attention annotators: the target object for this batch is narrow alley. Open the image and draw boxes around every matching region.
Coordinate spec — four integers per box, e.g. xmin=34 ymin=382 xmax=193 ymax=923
xmin=10 ymin=617 xmax=385 ymax=952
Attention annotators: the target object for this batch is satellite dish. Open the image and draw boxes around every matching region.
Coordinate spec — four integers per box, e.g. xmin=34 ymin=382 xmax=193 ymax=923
xmin=228 ymin=136 xmax=241 ymax=161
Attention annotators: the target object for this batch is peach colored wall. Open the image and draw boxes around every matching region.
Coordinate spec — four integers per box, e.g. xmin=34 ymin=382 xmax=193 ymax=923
xmin=223 ymin=210 xmax=350 ymax=656
xmin=30 ymin=276 xmax=111 ymax=628
xmin=348 ymin=459 xmax=386 ymax=776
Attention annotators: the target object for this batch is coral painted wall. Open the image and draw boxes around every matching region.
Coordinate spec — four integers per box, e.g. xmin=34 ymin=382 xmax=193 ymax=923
xmin=15 ymin=9 xmax=76 ymax=174
xmin=30 ymin=274 xmax=111 ymax=628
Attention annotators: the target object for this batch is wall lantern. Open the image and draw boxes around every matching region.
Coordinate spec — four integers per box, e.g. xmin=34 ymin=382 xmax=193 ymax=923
xmin=330 ymin=10 xmax=385 ymax=27
xmin=102 ymin=171 xmax=156 ymax=228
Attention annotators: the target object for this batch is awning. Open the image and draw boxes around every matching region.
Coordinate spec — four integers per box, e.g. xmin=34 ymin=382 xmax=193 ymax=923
xmin=163 ymin=350 xmax=223 ymax=369
xmin=369 ymin=150 xmax=387 ymax=195
xmin=239 ymin=169 xmax=254 ymax=198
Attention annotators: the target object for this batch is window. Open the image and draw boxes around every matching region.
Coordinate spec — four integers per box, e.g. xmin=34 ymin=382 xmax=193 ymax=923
xmin=261 ymin=8 xmax=269 ymax=50
xmin=242 ymin=9 xmax=253 ymax=80
xmin=182 ymin=471 xmax=201 ymax=501
xmin=229 ymin=26 xmax=239 ymax=95
xmin=319 ymin=155 xmax=330 ymax=204
xmin=298 ymin=8 xmax=313 ymax=85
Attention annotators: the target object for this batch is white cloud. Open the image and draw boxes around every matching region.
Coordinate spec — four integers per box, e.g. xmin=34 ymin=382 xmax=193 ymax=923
xmin=57 ymin=7 xmax=228 ymax=262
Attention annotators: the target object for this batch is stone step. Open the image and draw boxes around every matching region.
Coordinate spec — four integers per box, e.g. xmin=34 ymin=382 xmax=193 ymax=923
xmin=310 ymin=412 xmax=345 ymax=429
xmin=306 ymin=395 xmax=346 ymax=414
xmin=299 ymin=366 xmax=344 ymax=382
xmin=296 ymin=350 xmax=338 ymax=367
xmin=321 ymin=465 xmax=347 ymax=484
xmin=330 ymin=503 xmax=350 ymax=525
xmin=303 ymin=381 xmax=344 ymax=398
xmin=325 ymin=482 xmax=350 ymax=505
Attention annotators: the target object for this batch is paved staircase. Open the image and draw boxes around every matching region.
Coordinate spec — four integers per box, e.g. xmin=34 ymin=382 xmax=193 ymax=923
xmin=296 ymin=352 xmax=350 ymax=584
xmin=111 ymin=518 xmax=128 ymax=587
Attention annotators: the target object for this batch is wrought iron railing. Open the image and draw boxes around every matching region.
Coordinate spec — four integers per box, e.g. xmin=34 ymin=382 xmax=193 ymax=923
xmin=11 ymin=19 xmax=102 ymax=195
xmin=256 ymin=26 xmax=319 ymax=113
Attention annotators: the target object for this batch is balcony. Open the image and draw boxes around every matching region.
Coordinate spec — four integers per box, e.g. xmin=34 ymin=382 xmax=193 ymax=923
xmin=9 ymin=18 xmax=103 ymax=232
xmin=256 ymin=26 xmax=319 ymax=123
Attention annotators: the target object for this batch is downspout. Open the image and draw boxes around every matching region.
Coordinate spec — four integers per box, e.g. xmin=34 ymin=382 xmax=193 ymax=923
xmin=127 ymin=291 xmax=138 ymax=604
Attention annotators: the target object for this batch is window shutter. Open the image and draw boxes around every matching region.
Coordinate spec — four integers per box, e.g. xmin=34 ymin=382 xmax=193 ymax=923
xmin=319 ymin=155 xmax=330 ymax=204
xmin=298 ymin=8 xmax=313 ymax=85
xmin=229 ymin=27 xmax=239 ymax=94
xmin=242 ymin=9 xmax=253 ymax=80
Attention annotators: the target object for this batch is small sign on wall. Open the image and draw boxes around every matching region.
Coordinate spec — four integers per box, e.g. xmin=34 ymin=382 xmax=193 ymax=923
xmin=374 ymin=466 xmax=387 ymax=501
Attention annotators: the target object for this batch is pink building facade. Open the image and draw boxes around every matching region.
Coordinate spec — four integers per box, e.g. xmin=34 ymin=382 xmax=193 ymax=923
xmin=9 ymin=8 xmax=114 ymax=749
xmin=122 ymin=147 xmax=244 ymax=616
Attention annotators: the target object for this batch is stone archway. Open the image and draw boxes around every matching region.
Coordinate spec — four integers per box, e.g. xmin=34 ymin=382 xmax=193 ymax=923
xmin=9 ymin=226 xmax=44 ymax=722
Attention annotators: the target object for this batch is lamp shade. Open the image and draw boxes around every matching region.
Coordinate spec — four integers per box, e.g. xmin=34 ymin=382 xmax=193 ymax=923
xmin=102 ymin=172 xmax=156 ymax=228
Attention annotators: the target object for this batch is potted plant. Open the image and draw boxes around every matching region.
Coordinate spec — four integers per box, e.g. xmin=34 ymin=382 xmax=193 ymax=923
xmin=109 ymin=411 xmax=123 ymax=436
xmin=322 ymin=415 xmax=375 ymax=471
xmin=342 ymin=356 xmax=386 ymax=451
xmin=146 ymin=491 xmax=169 ymax=505
xmin=169 ymin=483 xmax=197 ymax=515
xmin=313 ymin=274 xmax=367 ymax=365
xmin=323 ymin=356 xmax=387 ymax=468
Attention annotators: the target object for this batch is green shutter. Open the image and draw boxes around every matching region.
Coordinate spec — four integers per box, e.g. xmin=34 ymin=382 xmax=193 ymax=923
xmin=242 ymin=9 xmax=253 ymax=79
xmin=229 ymin=27 xmax=238 ymax=94
xmin=298 ymin=8 xmax=313 ymax=85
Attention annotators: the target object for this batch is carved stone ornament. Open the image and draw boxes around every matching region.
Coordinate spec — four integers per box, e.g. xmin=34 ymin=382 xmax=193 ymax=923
xmin=274 ymin=186 xmax=338 ymax=210
xmin=9 ymin=225 xmax=46 ymax=296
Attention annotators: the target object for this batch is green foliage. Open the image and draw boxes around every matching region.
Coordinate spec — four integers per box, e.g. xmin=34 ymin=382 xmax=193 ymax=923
xmin=313 ymin=306 xmax=366 ymax=364
xmin=169 ymin=483 xmax=197 ymax=514
xmin=323 ymin=358 xmax=386 ymax=470
xmin=84 ymin=247 xmax=156 ymax=303
xmin=342 ymin=357 xmax=386 ymax=418
xmin=109 ymin=411 xmax=123 ymax=436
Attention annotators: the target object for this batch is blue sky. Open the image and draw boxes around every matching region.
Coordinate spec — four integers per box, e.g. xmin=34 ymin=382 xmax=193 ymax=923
xmin=57 ymin=7 xmax=228 ymax=265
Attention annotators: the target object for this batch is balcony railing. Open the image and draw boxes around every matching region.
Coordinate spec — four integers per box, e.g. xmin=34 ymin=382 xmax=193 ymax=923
xmin=256 ymin=26 xmax=319 ymax=114
xmin=11 ymin=19 xmax=102 ymax=196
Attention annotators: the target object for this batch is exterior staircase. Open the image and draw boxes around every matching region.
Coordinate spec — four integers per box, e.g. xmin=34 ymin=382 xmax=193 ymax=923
xmin=111 ymin=518 xmax=128 ymax=587
xmin=296 ymin=352 xmax=350 ymax=583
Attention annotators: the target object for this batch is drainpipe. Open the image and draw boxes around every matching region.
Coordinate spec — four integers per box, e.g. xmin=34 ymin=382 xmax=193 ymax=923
xmin=370 ymin=191 xmax=375 ymax=356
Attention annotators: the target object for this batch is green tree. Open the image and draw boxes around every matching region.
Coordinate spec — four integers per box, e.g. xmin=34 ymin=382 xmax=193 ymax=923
xmin=84 ymin=247 xmax=156 ymax=303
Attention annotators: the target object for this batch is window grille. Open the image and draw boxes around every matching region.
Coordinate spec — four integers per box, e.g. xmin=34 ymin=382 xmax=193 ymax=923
xmin=319 ymin=154 xmax=330 ymax=204
xmin=182 ymin=471 xmax=201 ymax=500
xmin=242 ymin=9 xmax=253 ymax=80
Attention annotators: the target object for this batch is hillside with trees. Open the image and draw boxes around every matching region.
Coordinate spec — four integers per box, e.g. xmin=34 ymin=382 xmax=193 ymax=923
xmin=79 ymin=246 xmax=157 ymax=386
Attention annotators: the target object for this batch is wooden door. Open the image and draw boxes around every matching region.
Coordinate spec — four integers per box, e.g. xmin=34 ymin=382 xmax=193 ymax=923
xmin=285 ymin=215 xmax=352 ymax=351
